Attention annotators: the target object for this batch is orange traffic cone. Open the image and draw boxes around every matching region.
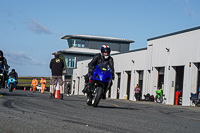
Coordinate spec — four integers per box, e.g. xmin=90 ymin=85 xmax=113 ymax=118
xmin=54 ymin=84 xmax=60 ymax=99
xmin=24 ymin=87 xmax=26 ymax=91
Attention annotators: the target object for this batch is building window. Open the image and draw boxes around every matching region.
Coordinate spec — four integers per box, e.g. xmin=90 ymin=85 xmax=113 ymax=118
xmin=68 ymin=39 xmax=85 ymax=48
xmin=65 ymin=57 xmax=76 ymax=68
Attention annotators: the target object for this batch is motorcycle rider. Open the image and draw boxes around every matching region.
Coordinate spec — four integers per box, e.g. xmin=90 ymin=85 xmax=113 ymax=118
xmin=0 ymin=50 xmax=10 ymax=87
xmin=9 ymin=69 xmax=18 ymax=86
xmin=82 ymin=45 xmax=115 ymax=99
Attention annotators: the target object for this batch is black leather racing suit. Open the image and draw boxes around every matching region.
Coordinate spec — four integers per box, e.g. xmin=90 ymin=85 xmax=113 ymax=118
xmin=0 ymin=57 xmax=9 ymax=84
xmin=88 ymin=53 xmax=114 ymax=78
xmin=0 ymin=57 xmax=9 ymax=72
xmin=9 ymin=72 xmax=18 ymax=85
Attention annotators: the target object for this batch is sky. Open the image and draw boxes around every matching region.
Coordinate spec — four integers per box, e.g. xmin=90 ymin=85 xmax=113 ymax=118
xmin=0 ymin=0 xmax=200 ymax=77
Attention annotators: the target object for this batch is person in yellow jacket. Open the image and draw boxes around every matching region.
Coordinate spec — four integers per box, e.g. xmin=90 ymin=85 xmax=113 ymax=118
xmin=40 ymin=77 xmax=46 ymax=94
xmin=31 ymin=77 xmax=38 ymax=92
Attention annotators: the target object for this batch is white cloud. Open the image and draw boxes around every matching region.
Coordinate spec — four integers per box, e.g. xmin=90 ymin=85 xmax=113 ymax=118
xmin=172 ymin=0 xmax=196 ymax=18
xmin=28 ymin=18 xmax=52 ymax=34
xmin=4 ymin=51 xmax=46 ymax=66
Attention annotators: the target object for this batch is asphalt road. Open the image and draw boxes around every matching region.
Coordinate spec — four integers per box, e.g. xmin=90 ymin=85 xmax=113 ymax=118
xmin=0 ymin=88 xmax=200 ymax=133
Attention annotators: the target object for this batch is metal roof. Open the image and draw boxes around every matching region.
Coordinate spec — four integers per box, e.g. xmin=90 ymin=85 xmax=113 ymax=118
xmin=59 ymin=47 xmax=120 ymax=55
xmin=61 ymin=34 xmax=134 ymax=43
xmin=148 ymin=26 xmax=200 ymax=41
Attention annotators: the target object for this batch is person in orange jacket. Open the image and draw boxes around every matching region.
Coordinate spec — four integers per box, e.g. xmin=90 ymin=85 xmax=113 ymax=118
xmin=31 ymin=77 xmax=38 ymax=92
xmin=40 ymin=77 xmax=46 ymax=94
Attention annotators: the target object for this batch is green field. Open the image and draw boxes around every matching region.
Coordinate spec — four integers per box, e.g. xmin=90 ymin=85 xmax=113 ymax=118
xmin=17 ymin=77 xmax=50 ymax=87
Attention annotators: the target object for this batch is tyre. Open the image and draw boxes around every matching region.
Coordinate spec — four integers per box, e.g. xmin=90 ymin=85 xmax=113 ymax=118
xmin=5 ymin=81 xmax=7 ymax=89
xmin=9 ymin=84 xmax=13 ymax=92
xmin=178 ymin=97 xmax=182 ymax=105
xmin=156 ymin=96 xmax=163 ymax=103
xmin=92 ymin=86 xmax=103 ymax=107
xmin=145 ymin=96 xmax=150 ymax=101
xmin=87 ymin=97 xmax=92 ymax=106
xmin=86 ymin=91 xmax=92 ymax=106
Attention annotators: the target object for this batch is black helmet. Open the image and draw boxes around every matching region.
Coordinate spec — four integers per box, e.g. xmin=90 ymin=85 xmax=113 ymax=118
xmin=12 ymin=69 xmax=15 ymax=72
xmin=0 ymin=50 xmax=3 ymax=57
xmin=101 ymin=45 xmax=111 ymax=54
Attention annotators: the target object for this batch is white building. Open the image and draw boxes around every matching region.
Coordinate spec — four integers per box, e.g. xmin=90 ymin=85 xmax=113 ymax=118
xmin=72 ymin=26 xmax=200 ymax=106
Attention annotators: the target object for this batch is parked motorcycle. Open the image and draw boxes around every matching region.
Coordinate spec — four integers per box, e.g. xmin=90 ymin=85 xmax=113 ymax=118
xmin=7 ymin=76 xmax=16 ymax=92
xmin=155 ymin=88 xmax=163 ymax=103
xmin=190 ymin=93 xmax=200 ymax=107
xmin=0 ymin=66 xmax=5 ymax=89
xmin=86 ymin=63 xmax=112 ymax=107
xmin=144 ymin=93 xmax=154 ymax=101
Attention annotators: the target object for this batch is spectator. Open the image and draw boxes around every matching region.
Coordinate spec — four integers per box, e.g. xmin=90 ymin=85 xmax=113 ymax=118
xmin=134 ymin=84 xmax=140 ymax=101
xmin=66 ymin=82 xmax=71 ymax=96
xmin=49 ymin=52 xmax=64 ymax=100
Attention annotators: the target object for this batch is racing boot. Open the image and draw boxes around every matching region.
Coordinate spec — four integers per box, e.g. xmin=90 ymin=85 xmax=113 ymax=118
xmin=60 ymin=94 xmax=64 ymax=100
xmin=102 ymin=92 xmax=106 ymax=100
xmin=82 ymin=83 xmax=88 ymax=93
xmin=49 ymin=93 xmax=54 ymax=99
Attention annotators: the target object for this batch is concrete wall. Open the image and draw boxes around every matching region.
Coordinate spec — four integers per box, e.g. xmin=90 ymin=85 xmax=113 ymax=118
xmin=147 ymin=28 xmax=200 ymax=106
xmin=72 ymin=27 xmax=200 ymax=107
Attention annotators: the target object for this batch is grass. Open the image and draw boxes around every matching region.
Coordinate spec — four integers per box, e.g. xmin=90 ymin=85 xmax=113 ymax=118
xmin=17 ymin=77 xmax=50 ymax=87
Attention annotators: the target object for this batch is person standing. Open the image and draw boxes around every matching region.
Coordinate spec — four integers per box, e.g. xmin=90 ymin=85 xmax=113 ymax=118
xmin=40 ymin=77 xmax=46 ymax=94
xmin=31 ymin=77 xmax=38 ymax=92
xmin=49 ymin=52 xmax=64 ymax=100
xmin=66 ymin=82 xmax=71 ymax=96
xmin=134 ymin=84 xmax=140 ymax=101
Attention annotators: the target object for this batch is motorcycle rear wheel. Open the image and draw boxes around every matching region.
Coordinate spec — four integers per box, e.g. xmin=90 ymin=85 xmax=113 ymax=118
xmin=92 ymin=86 xmax=103 ymax=107
xmin=9 ymin=84 xmax=13 ymax=92
xmin=5 ymin=81 xmax=7 ymax=89
xmin=87 ymin=96 xmax=92 ymax=106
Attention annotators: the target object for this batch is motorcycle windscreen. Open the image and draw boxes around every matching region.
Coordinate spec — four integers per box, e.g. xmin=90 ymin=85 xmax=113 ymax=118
xmin=96 ymin=63 xmax=111 ymax=72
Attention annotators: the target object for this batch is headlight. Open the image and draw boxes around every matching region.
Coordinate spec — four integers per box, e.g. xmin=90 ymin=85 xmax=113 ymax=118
xmin=0 ymin=74 xmax=3 ymax=76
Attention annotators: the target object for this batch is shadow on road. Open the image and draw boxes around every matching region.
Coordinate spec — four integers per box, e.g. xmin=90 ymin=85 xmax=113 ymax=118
xmin=0 ymin=92 xmax=33 ymax=97
xmin=97 ymin=105 xmax=140 ymax=111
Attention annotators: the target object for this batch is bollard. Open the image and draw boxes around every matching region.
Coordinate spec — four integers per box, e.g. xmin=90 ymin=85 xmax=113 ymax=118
xmin=24 ymin=87 xmax=26 ymax=91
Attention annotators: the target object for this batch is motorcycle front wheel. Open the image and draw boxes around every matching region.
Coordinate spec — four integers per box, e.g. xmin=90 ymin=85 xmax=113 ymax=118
xmin=92 ymin=86 xmax=103 ymax=107
xmin=156 ymin=96 xmax=163 ymax=103
xmin=9 ymin=84 xmax=13 ymax=92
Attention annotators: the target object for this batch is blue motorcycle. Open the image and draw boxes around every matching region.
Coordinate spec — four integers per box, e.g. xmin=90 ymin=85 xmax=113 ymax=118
xmin=86 ymin=63 xmax=112 ymax=107
xmin=8 ymin=76 xmax=16 ymax=92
